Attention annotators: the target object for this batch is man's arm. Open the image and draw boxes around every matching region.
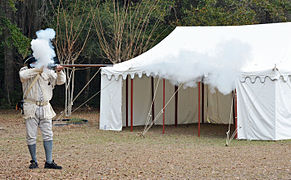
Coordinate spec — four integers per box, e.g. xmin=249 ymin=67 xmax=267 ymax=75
xmin=56 ymin=66 xmax=66 ymax=85
xmin=19 ymin=67 xmax=43 ymax=82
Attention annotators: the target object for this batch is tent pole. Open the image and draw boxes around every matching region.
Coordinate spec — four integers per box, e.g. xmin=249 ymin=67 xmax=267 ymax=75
xmin=175 ymin=85 xmax=178 ymax=127
xmin=202 ymin=83 xmax=204 ymax=124
xmin=235 ymin=89 xmax=237 ymax=139
xmin=151 ymin=77 xmax=155 ymax=123
xmin=126 ymin=77 xmax=128 ymax=127
xmin=131 ymin=78 xmax=133 ymax=132
xmin=163 ymin=79 xmax=165 ymax=134
xmin=232 ymin=91 xmax=235 ymax=126
xmin=198 ymin=82 xmax=201 ymax=137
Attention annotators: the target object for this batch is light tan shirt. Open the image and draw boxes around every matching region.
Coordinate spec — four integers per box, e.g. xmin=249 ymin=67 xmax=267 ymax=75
xmin=19 ymin=67 xmax=66 ymax=119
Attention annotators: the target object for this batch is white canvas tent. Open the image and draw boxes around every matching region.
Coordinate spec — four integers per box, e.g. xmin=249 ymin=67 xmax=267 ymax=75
xmin=99 ymin=22 xmax=291 ymax=140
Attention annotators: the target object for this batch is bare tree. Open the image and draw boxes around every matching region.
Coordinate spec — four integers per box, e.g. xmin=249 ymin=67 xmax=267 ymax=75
xmin=49 ymin=0 xmax=95 ymax=116
xmin=94 ymin=0 xmax=172 ymax=63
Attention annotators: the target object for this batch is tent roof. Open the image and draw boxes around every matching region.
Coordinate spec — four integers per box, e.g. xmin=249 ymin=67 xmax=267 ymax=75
xmin=101 ymin=22 xmax=291 ymax=94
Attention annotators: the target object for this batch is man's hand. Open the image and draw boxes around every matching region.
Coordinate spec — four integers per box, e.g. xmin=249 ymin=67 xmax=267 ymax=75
xmin=33 ymin=66 xmax=44 ymax=73
xmin=56 ymin=65 xmax=64 ymax=72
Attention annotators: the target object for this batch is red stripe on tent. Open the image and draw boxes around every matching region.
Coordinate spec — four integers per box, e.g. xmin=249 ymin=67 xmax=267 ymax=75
xmin=235 ymin=90 xmax=238 ymax=139
xmin=151 ymin=77 xmax=155 ymax=123
xmin=131 ymin=79 xmax=133 ymax=132
xmin=163 ymin=79 xmax=165 ymax=134
xmin=126 ymin=77 xmax=128 ymax=127
xmin=175 ymin=86 xmax=178 ymax=127
xmin=198 ymin=82 xmax=201 ymax=137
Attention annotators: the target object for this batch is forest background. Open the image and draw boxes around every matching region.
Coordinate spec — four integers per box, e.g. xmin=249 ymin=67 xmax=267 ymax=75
xmin=0 ymin=0 xmax=290 ymax=110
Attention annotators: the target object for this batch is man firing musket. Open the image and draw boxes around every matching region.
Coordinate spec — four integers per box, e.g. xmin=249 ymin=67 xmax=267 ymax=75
xmin=19 ymin=27 xmax=112 ymax=170
xmin=19 ymin=28 xmax=65 ymax=170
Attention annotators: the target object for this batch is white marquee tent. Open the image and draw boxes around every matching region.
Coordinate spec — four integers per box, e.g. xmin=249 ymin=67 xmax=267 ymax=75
xmin=99 ymin=22 xmax=291 ymax=140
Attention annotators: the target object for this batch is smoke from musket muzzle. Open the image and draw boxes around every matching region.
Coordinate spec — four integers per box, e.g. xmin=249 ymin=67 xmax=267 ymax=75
xmin=31 ymin=28 xmax=56 ymax=70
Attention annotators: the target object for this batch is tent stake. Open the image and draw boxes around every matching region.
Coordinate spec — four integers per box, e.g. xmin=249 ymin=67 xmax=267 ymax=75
xmin=126 ymin=77 xmax=128 ymax=127
xmin=151 ymin=77 xmax=155 ymax=123
xmin=175 ymin=85 xmax=178 ymax=127
xmin=163 ymin=79 xmax=165 ymax=134
xmin=131 ymin=79 xmax=133 ymax=132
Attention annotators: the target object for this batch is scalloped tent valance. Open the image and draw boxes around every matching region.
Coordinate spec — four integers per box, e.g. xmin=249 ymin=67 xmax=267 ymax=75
xmin=101 ymin=22 xmax=291 ymax=95
xmin=240 ymin=69 xmax=291 ymax=83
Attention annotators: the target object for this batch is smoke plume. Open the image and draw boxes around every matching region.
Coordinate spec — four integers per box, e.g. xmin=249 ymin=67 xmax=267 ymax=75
xmin=31 ymin=28 xmax=56 ymax=69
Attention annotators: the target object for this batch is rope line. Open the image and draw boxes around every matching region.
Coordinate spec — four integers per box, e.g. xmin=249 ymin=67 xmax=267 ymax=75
xmin=55 ymin=76 xmax=114 ymax=120
xmin=72 ymin=79 xmax=114 ymax=113
xmin=72 ymin=68 xmax=101 ymax=103
xmin=141 ymin=84 xmax=183 ymax=136
xmin=142 ymin=78 xmax=161 ymax=133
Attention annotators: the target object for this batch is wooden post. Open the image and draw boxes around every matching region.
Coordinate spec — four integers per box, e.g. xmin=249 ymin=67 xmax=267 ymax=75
xmin=235 ymin=90 xmax=238 ymax=139
xmin=151 ymin=77 xmax=155 ymax=123
xmin=131 ymin=79 xmax=133 ymax=132
xmin=163 ymin=79 xmax=165 ymax=134
xmin=175 ymin=85 xmax=178 ymax=127
xmin=126 ymin=77 xmax=128 ymax=127
xmin=198 ymin=82 xmax=201 ymax=137
xmin=232 ymin=91 xmax=235 ymax=126
xmin=201 ymin=83 xmax=204 ymax=124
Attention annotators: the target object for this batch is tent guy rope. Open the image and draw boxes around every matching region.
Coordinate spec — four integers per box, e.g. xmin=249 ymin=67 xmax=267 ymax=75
xmin=141 ymin=83 xmax=183 ymax=137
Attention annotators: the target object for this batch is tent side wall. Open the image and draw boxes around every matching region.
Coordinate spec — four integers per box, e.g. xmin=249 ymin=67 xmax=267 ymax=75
xmin=237 ymin=78 xmax=276 ymax=140
xmin=122 ymin=76 xmax=152 ymax=126
xmin=205 ymin=86 xmax=233 ymax=124
xmin=99 ymin=74 xmax=123 ymax=131
xmin=275 ymin=79 xmax=291 ymax=140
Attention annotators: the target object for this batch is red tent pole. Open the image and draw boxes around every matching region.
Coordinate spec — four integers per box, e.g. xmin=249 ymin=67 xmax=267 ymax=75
xmin=235 ymin=89 xmax=238 ymax=139
xmin=151 ymin=77 xmax=155 ymax=123
xmin=175 ymin=86 xmax=178 ymax=127
xmin=163 ymin=79 xmax=165 ymax=134
xmin=126 ymin=77 xmax=128 ymax=127
xmin=198 ymin=82 xmax=201 ymax=137
xmin=131 ymin=79 xmax=133 ymax=132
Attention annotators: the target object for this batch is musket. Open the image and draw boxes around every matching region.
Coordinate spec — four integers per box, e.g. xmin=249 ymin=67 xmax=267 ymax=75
xmin=61 ymin=64 xmax=112 ymax=68
xmin=49 ymin=63 xmax=112 ymax=69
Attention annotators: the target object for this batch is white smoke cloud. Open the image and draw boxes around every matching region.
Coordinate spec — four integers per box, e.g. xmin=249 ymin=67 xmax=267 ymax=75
xmin=31 ymin=28 xmax=56 ymax=69
xmin=143 ymin=39 xmax=252 ymax=95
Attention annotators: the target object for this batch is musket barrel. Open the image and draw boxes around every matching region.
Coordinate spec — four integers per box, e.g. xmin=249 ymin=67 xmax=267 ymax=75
xmin=60 ymin=64 xmax=112 ymax=68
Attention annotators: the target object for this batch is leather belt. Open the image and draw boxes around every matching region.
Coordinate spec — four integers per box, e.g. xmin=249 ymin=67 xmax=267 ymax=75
xmin=24 ymin=99 xmax=49 ymax=106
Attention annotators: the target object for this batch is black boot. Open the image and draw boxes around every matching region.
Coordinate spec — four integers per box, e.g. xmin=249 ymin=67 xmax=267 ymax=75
xmin=29 ymin=160 xmax=39 ymax=169
xmin=44 ymin=160 xmax=62 ymax=169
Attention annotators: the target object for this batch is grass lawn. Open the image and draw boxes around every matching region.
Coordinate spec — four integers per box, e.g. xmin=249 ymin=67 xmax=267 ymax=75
xmin=0 ymin=109 xmax=290 ymax=179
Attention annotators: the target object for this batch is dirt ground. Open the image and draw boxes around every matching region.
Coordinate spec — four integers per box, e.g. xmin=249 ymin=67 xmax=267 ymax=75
xmin=0 ymin=109 xmax=291 ymax=179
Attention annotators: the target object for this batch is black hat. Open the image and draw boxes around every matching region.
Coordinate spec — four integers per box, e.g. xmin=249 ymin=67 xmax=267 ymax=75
xmin=53 ymin=56 xmax=60 ymax=64
xmin=23 ymin=55 xmax=37 ymax=65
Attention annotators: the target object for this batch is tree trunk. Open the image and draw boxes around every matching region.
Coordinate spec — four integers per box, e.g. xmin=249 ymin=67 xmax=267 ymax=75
xmin=3 ymin=1 xmax=15 ymax=105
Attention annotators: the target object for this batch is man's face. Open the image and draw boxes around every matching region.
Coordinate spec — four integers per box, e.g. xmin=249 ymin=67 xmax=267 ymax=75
xmin=29 ymin=61 xmax=37 ymax=68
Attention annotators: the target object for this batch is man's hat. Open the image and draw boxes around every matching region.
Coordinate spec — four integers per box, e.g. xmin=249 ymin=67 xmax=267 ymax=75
xmin=23 ymin=55 xmax=37 ymax=65
xmin=53 ymin=56 xmax=60 ymax=64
